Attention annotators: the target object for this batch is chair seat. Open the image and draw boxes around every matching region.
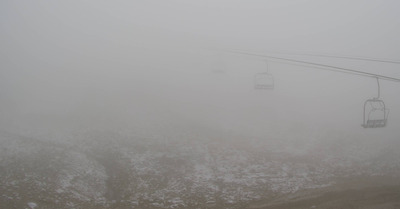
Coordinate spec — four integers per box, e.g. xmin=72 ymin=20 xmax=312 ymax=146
xmin=255 ymin=84 xmax=274 ymax=89
xmin=362 ymin=119 xmax=387 ymax=128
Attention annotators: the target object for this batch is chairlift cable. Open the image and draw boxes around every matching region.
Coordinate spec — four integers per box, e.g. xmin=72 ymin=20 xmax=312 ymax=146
xmin=230 ymin=51 xmax=400 ymax=83
xmin=254 ymin=51 xmax=400 ymax=65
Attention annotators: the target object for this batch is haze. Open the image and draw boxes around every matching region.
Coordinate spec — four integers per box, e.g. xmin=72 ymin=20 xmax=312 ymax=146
xmin=1 ymin=1 xmax=400 ymax=208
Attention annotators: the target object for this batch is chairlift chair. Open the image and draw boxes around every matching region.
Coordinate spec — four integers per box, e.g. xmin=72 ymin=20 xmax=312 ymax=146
xmin=211 ymin=53 xmax=226 ymax=74
xmin=362 ymin=99 xmax=389 ymax=128
xmin=362 ymin=77 xmax=389 ymax=128
xmin=254 ymin=61 xmax=274 ymax=89
xmin=254 ymin=72 xmax=274 ymax=89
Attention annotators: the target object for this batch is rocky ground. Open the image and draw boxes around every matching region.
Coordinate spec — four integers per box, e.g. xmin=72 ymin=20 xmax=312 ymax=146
xmin=1 ymin=129 xmax=399 ymax=209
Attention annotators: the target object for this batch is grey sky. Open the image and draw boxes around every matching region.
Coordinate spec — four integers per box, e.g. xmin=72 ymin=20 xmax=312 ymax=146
xmin=1 ymin=0 xmax=399 ymax=136
xmin=2 ymin=1 xmax=400 ymax=55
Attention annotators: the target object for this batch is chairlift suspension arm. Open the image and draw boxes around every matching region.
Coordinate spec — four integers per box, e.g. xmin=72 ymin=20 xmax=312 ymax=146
xmin=265 ymin=60 xmax=269 ymax=74
xmin=376 ymin=77 xmax=380 ymax=99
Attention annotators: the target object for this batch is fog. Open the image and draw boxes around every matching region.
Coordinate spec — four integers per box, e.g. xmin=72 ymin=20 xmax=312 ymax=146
xmin=1 ymin=1 xmax=400 ymax=208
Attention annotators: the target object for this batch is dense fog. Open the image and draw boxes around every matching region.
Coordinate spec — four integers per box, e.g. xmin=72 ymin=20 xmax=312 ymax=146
xmin=1 ymin=1 xmax=400 ymax=208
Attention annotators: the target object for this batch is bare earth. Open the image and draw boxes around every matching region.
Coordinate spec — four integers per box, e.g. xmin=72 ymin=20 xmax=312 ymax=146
xmin=247 ymin=176 xmax=400 ymax=209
